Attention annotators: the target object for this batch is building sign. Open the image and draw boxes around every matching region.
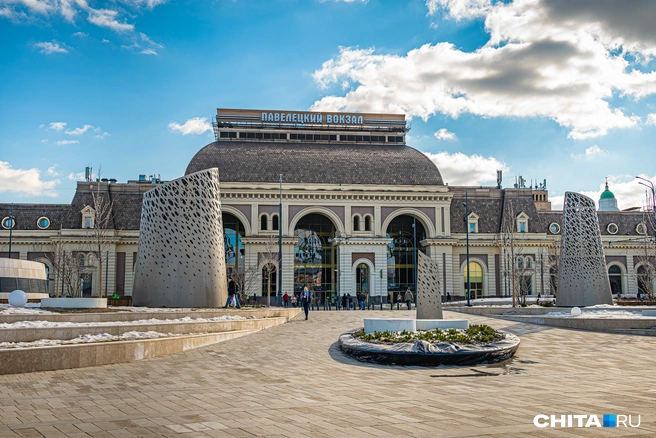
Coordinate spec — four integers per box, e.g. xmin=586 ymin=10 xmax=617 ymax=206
xmin=217 ymin=108 xmax=406 ymax=129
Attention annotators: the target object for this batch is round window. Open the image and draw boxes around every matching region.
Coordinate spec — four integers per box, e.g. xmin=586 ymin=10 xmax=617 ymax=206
xmin=548 ymin=222 xmax=560 ymax=234
xmin=1 ymin=216 xmax=15 ymax=229
xmin=37 ymin=217 xmax=50 ymax=229
xmin=607 ymin=223 xmax=618 ymax=235
xmin=636 ymin=223 xmax=646 ymax=235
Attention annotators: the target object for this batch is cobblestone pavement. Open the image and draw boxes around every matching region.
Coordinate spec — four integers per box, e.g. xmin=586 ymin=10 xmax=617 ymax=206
xmin=1 ymin=309 xmax=655 ymax=437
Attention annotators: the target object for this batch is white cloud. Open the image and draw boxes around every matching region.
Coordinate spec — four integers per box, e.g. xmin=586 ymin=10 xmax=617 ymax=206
xmin=41 ymin=139 xmax=48 ymax=143
xmin=34 ymin=41 xmax=67 ymax=54
xmin=0 ymin=161 xmax=60 ymax=197
xmin=68 ymin=172 xmax=85 ymax=181
xmin=56 ymin=140 xmax=79 ymax=145
xmin=646 ymin=113 xmax=656 ymax=126
xmin=65 ymin=124 xmax=94 ymax=135
xmin=434 ymin=128 xmax=456 ymax=140
xmin=49 ymin=121 xmax=67 ymax=131
xmin=72 ymin=31 xmax=87 ymax=37
xmin=168 ymin=117 xmax=212 ymax=135
xmin=312 ymin=0 xmax=656 ymax=140
xmin=423 ymin=151 xmax=508 ymax=186
xmin=39 ymin=123 xmax=45 ymax=128
xmin=95 ymin=131 xmax=110 ymax=139
xmin=102 ymin=39 xmax=110 ymax=43
xmin=87 ymin=8 xmax=134 ymax=32
xmin=570 ymin=145 xmax=607 ymax=159
xmin=140 ymin=48 xmax=157 ymax=55
xmin=46 ymin=164 xmax=59 ymax=176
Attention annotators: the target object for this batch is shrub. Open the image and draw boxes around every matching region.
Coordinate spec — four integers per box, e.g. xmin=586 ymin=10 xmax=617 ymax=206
xmin=353 ymin=324 xmax=503 ymax=345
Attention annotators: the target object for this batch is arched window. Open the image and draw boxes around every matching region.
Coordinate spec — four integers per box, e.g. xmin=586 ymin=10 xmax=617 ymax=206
xmin=272 ymin=214 xmax=279 ymax=231
xmin=364 ymin=215 xmax=372 ymax=231
xmin=353 ymin=215 xmax=360 ymax=231
xmin=260 ymin=214 xmax=268 ymax=231
xmin=608 ymin=265 xmax=623 ymax=295
xmin=223 ymin=213 xmax=246 ymax=280
xmin=463 ymin=261 xmax=483 ymax=299
xmin=294 ymin=214 xmax=336 ymax=305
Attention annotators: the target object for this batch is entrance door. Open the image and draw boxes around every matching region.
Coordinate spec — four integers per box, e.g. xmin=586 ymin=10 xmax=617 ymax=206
xmin=356 ymin=263 xmax=369 ymax=294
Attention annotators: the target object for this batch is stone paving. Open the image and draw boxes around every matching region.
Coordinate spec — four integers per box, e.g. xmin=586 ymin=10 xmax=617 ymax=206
xmin=1 ymin=309 xmax=655 ymax=437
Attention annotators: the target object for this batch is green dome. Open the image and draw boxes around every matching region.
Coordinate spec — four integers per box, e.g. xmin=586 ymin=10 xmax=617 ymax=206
xmin=600 ymin=189 xmax=615 ymax=200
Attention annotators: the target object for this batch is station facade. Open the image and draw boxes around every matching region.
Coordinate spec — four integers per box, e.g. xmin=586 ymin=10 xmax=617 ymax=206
xmin=1 ymin=108 xmax=654 ymax=302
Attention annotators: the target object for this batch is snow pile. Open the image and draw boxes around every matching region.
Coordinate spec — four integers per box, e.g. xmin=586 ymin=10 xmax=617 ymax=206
xmin=0 ymin=304 xmax=54 ymax=315
xmin=0 ymin=315 xmax=246 ymax=329
xmin=0 ymin=330 xmax=182 ymax=349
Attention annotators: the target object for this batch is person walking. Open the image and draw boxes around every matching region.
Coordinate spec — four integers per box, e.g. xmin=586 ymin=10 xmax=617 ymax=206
xmin=223 ymin=277 xmax=241 ymax=308
xmin=341 ymin=293 xmax=347 ymax=311
xmin=396 ymin=293 xmax=402 ymax=310
xmin=334 ymin=293 xmax=341 ymax=310
xmin=301 ymin=285 xmax=311 ymax=320
xmin=347 ymin=293 xmax=353 ymax=310
xmin=283 ymin=292 xmax=289 ymax=307
xmin=446 ymin=292 xmax=451 ymax=303
xmin=404 ymin=288 xmax=414 ymax=310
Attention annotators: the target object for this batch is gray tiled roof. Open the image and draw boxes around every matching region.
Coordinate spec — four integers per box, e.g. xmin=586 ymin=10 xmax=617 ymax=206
xmin=185 ymin=141 xmax=444 ymax=186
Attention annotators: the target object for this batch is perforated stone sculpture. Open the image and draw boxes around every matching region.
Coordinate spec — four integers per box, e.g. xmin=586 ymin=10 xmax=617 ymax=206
xmin=132 ymin=168 xmax=227 ymax=307
xmin=558 ymin=192 xmax=612 ymax=307
xmin=416 ymin=251 xmax=443 ymax=319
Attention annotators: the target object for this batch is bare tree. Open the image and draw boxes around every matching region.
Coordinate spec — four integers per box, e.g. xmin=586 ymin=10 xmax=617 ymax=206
xmin=634 ymin=217 xmax=656 ymax=300
xmin=45 ymin=228 xmax=84 ymax=297
xmin=238 ymin=235 xmax=279 ymax=307
xmin=85 ymin=183 xmax=115 ymax=298
xmin=498 ymin=201 xmax=527 ymax=307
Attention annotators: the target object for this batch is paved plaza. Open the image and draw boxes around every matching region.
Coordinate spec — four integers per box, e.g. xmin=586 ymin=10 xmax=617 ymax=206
xmin=1 ymin=309 xmax=655 ymax=437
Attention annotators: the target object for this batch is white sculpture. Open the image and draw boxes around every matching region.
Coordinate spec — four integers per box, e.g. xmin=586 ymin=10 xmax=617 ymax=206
xmin=8 ymin=290 xmax=28 ymax=307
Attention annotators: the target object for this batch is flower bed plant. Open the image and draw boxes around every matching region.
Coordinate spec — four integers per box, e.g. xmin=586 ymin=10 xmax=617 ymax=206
xmin=353 ymin=324 xmax=503 ymax=345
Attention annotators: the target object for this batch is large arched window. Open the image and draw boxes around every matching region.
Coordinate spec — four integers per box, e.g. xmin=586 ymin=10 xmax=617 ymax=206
xmin=608 ymin=265 xmax=623 ymax=295
xmin=223 ymin=213 xmax=246 ymax=281
xmin=386 ymin=215 xmax=426 ymax=297
xmin=463 ymin=261 xmax=483 ymax=300
xmin=294 ymin=214 xmax=336 ymax=304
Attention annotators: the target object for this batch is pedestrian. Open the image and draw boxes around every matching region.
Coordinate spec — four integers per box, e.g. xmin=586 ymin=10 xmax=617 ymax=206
xmin=404 ymin=288 xmax=414 ymax=310
xmin=446 ymin=292 xmax=451 ymax=303
xmin=301 ymin=285 xmax=311 ymax=320
xmin=291 ymin=294 xmax=297 ymax=307
xmin=536 ymin=293 xmax=541 ymax=305
xmin=223 ymin=277 xmax=241 ymax=308
xmin=283 ymin=292 xmax=289 ymax=308
xmin=358 ymin=292 xmax=365 ymax=310
xmin=341 ymin=293 xmax=347 ymax=310
xmin=396 ymin=293 xmax=402 ymax=310
xmin=346 ymin=293 xmax=353 ymax=310
xmin=334 ymin=293 xmax=341 ymax=310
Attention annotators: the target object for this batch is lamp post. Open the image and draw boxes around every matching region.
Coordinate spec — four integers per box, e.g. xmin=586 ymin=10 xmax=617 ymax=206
xmin=278 ymin=174 xmax=283 ymax=306
xmin=463 ymin=192 xmax=471 ymax=306
xmin=636 ymin=176 xmax=656 ymax=238
xmin=412 ymin=213 xmax=417 ymax=305
xmin=6 ymin=204 xmax=15 ymax=259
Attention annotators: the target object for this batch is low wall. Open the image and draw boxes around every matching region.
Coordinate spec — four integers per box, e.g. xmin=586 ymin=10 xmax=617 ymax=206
xmin=498 ymin=314 xmax=656 ymax=333
xmin=0 ymin=307 xmax=302 ymax=324
xmin=0 ymin=316 xmax=289 ymax=343
xmin=0 ymin=330 xmax=256 ymax=375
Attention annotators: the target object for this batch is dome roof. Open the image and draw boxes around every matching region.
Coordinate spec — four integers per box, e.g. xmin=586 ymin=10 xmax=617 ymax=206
xmin=185 ymin=141 xmax=444 ymax=186
xmin=600 ymin=181 xmax=615 ymax=199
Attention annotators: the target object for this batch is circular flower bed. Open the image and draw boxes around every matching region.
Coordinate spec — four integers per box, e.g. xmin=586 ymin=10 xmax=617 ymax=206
xmin=339 ymin=324 xmax=520 ymax=366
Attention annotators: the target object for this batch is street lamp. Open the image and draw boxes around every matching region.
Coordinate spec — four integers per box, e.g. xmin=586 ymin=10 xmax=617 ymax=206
xmin=463 ymin=192 xmax=471 ymax=306
xmin=278 ymin=174 xmax=283 ymax=306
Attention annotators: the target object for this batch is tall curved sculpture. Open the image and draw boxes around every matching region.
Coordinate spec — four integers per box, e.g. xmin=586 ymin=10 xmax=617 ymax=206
xmin=416 ymin=251 xmax=443 ymax=319
xmin=133 ymin=168 xmax=227 ymax=307
xmin=558 ymin=192 xmax=612 ymax=307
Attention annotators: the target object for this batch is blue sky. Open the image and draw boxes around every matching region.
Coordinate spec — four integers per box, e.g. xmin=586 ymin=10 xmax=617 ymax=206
xmin=1 ymin=0 xmax=656 ymax=210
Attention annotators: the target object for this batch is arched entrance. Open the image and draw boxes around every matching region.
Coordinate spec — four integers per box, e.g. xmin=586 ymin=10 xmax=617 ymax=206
xmin=463 ymin=261 xmax=483 ymax=300
xmin=385 ymin=215 xmax=426 ymax=302
xmin=294 ymin=213 xmax=336 ymax=304
xmin=355 ymin=263 xmax=370 ymax=294
xmin=223 ymin=213 xmax=246 ymax=286
xmin=608 ymin=265 xmax=623 ymax=295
